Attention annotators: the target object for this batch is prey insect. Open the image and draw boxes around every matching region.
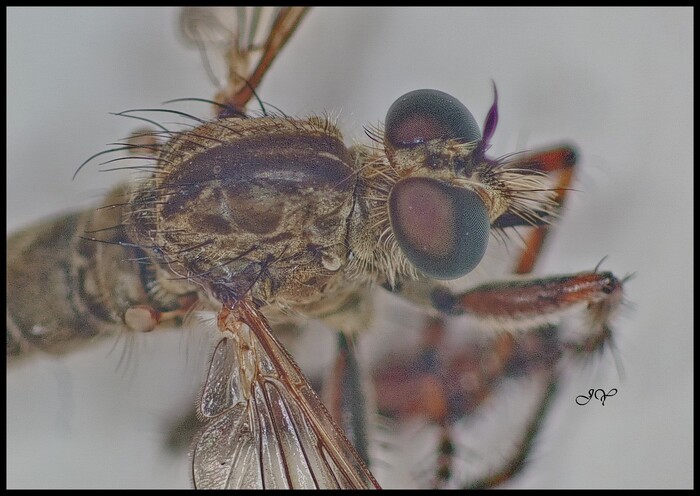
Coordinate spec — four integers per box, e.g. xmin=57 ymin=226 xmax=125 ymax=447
xmin=6 ymin=7 xmax=626 ymax=489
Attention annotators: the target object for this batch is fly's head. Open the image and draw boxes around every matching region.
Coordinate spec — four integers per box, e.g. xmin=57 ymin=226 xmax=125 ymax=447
xmin=348 ymin=87 xmax=559 ymax=287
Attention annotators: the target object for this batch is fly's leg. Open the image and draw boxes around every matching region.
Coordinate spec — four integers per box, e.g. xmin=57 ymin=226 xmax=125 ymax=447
xmin=465 ymin=368 xmax=560 ymax=489
xmin=324 ymin=333 xmax=372 ymax=466
xmin=431 ymin=270 xmax=624 ymax=353
xmin=491 ymin=145 xmax=578 ymax=275
xmin=373 ymin=317 xmax=563 ymax=488
xmin=425 ymin=270 xmax=623 ymax=487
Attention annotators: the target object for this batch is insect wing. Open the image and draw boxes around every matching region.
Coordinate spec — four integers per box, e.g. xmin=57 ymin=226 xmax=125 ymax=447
xmin=192 ymin=306 xmax=380 ymax=489
xmin=179 ymin=7 xmax=309 ymax=111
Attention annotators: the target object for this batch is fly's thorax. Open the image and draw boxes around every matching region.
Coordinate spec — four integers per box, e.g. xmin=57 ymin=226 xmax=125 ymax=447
xmin=127 ymin=115 xmax=357 ymax=308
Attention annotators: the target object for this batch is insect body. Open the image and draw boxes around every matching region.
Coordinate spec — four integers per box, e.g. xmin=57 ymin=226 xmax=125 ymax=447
xmin=7 ymin=8 xmax=625 ymax=489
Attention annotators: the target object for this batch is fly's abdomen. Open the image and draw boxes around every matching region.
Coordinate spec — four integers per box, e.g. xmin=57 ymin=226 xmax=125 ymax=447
xmin=6 ymin=188 xmax=190 ymax=361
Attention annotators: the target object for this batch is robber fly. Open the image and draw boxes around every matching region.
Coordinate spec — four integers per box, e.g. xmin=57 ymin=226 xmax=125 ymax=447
xmin=7 ymin=7 xmax=626 ymax=489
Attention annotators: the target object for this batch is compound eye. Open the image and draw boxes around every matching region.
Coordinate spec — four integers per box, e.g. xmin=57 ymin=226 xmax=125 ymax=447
xmin=388 ymin=177 xmax=489 ymax=279
xmin=385 ymin=89 xmax=482 ymax=148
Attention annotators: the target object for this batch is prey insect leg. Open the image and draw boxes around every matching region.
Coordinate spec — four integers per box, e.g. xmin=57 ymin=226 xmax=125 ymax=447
xmin=219 ymin=7 xmax=309 ymax=113
xmin=179 ymin=7 xmax=309 ymax=117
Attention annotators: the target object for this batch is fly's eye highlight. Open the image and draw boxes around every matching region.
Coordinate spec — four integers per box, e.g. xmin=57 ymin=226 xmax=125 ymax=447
xmin=384 ymin=89 xmax=482 ymax=148
xmin=388 ymin=177 xmax=490 ymax=279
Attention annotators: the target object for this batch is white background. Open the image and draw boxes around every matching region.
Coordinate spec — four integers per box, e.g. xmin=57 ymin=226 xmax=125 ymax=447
xmin=7 ymin=7 xmax=693 ymax=489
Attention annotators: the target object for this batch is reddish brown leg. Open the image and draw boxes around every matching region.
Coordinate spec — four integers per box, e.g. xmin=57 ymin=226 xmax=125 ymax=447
xmin=431 ymin=271 xmax=623 ymax=345
xmin=372 ymin=319 xmax=566 ymax=488
xmin=466 ymin=369 xmax=560 ymax=489
xmin=438 ymin=269 xmax=618 ymax=313
xmin=425 ymin=271 xmax=623 ymax=487
xmin=506 ymin=145 xmax=578 ymax=275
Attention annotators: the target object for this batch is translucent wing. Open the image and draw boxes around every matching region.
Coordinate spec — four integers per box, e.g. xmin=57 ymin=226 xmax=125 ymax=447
xmin=179 ymin=7 xmax=310 ymax=111
xmin=192 ymin=301 xmax=380 ymax=489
